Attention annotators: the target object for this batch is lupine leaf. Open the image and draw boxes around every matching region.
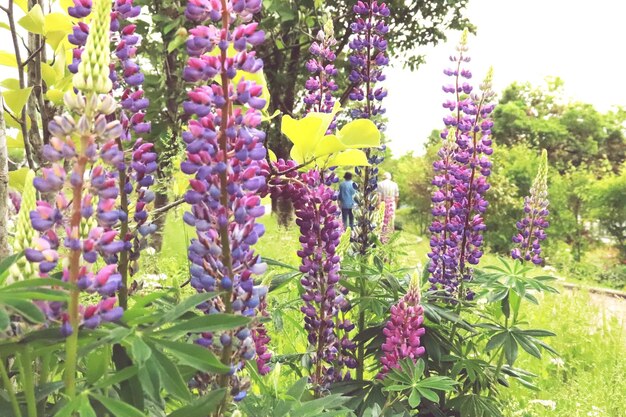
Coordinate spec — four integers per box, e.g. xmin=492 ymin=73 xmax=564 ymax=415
xmin=92 ymin=394 xmax=146 ymax=417
xmin=166 ymin=389 xmax=226 ymax=417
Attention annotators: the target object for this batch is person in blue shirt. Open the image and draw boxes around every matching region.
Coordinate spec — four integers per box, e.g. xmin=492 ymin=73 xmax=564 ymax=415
xmin=338 ymin=172 xmax=357 ymax=229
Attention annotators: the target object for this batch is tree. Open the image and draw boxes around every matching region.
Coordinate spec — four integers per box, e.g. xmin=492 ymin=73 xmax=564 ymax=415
xmin=492 ymin=78 xmax=626 ymax=173
xmin=258 ymin=0 xmax=473 ymax=159
xmin=590 ymin=166 xmax=626 ymax=258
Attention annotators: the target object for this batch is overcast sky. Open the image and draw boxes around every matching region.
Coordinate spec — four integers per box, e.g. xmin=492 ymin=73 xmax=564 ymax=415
xmin=384 ymin=0 xmax=626 ymax=156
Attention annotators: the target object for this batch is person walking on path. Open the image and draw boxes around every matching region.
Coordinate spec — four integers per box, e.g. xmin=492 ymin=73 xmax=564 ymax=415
xmin=338 ymin=172 xmax=357 ymax=229
xmin=378 ymin=172 xmax=399 ymax=242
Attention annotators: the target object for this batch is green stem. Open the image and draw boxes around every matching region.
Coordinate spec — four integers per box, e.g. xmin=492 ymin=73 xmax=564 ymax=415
xmin=37 ymin=352 xmax=51 ymax=416
xmin=17 ymin=350 xmax=37 ymax=417
xmin=356 ymin=263 xmax=366 ymax=381
xmin=0 ymin=356 xmax=23 ymax=417
xmin=116 ymin=140 xmax=130 ymax=310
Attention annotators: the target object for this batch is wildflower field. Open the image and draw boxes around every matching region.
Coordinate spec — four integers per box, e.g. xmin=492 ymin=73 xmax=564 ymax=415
xmin=0 ymin=0 xmax=624 ymax=416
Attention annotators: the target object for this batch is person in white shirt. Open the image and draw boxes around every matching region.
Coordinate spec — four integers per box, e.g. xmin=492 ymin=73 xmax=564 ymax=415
xmin=377 ymin=172 xmax=399 ymax=242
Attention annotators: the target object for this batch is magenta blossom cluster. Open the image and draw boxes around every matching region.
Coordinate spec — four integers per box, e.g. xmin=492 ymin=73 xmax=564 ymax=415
xmin=380 ymin=196 xmax=395 ymax=244
xmin=512 ymin=151 xmax=549 ymax=264
xmin=304 ymin=25 xmax=339 ymax=116
xmin=379 ymin=279 xmax=425 ymax=378
xmin=26 ymin=93 xmax=126 ymax=335
xmin=427 ymin=36 xmax=496 ymax=296
xmin=269 ymin=162 xmax=355 ymax=390
xmin=181 ymin=0 xmax=270 ymax=401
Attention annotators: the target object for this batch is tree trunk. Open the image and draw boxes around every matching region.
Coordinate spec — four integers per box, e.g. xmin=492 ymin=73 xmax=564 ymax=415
xmin=26 ymin=0 xmax=45 ymax=167
xmin=0 ymin=103 xmax=11 ymax=259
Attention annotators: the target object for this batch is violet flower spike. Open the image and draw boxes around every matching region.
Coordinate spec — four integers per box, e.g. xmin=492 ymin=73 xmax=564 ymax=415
xmin=182 ymin=0 xmax=268 ymax=402
xmin=348 ymin=0 xmax=390 ymax=254
xmin=427 ymin=31 xmax=496 ymax=297
xmin=511 ymin=149 xmax=549 ymax=264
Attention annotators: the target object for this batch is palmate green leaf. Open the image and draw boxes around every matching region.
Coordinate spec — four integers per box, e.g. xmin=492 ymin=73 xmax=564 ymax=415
xmin=166 ymin=389 xmax=226 ymax=417
xmin=126 ymin=335 xmax=152 ymax=367
xmin=408 ymin=388 xmax=422 ymax=408
xmin=416 ymin=387 xmax=440 ymax=403
xmin=2 ymin=299 xmax=45 ymax=323
xmin=503 ymin=334 xmax=519 ymax=365
xmin=85 ymin=346 xmax=111 ymax=384
xmin=511 ymin=333 xmax=541 ymax=359
xmin=154 ymin=313 xmax=250 ymax=337
xmin=92 ymin=366 xmax=138 ymax=390
xmin=449 ymin=394 xmax=503 ymax=417
xmin=154 ymin=291 xmax=216 ymax=326
xmin=77 ymin=395 xmax=97 ymax=417
xmin=92 ymin=393 xmax=146 ymax=417
xmin=0 ymin=252 xmax=22 ymax=282
xmin=149 ymin=337 xmax=229 ymax=373
xmin=0 ymin=309 xmax=9 ymax=331
xmin=149 ymin=348 xmax=190 ymax=401
xmin=485 ymin=331 xmax=507 ymax=352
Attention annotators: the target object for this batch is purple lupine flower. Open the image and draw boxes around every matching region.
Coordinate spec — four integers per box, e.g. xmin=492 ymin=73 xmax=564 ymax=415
xmin=182 ymin=0 xmax=269 ymax=401
xmin=66 ymin=0 xmax=156 ymax=287
xmin=304 ymin=22 xmax=338 ymax=120
xmin=348 ymin=0 xmax=389 ymax=254
xmin=251 ymin=298 xmax=271 ymax=375
xmin=512 ymin=150 xmax=549 ymax=264
xmin=268 ymin=164 xmax=356 ymax=390
xmin=27 ymin=92 xmax=126 ymax=334
xmin=379 ymin=274 xmax=425 ymax=378
xmin=427 ymin=32 xmax=496 ymax=297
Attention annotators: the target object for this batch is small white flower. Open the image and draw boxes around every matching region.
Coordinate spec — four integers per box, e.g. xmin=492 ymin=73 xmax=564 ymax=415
xmin=529 ymin=399 xmax=557 ymax=411
xmin=550 ymin=357 xmax=565 ymax=367
xmin=144 ymin=247 xmax=156 ymax=256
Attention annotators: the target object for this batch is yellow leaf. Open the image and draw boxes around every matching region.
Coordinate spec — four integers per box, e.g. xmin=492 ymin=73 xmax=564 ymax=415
xmin=9 ymin=168 xmax=31 ymax=192
xmin=0 ymin=22 xmax=10 ymax=31
xmin=44 ymin=12 xmax=73 ymax=35
xmin=337 ymin=118 xmax=381 ymax=148
xmin=2 ymin=87 xmax=33 ymax=115
xmin=268 ymin=149 xmax=277 ymax=162
xmin=60 ymin=0 xmax=74 ymax=12
xmin=0 ymin=51 xmax=18 ymax=68
xmin=0 ymin=78 xmax=21 ymax=90
xmin=45 ymin=89 xmax=65 ymax=105
xmin=283 ymin=115 xmax=326 ymax=164
xmin=324 ymin=149 xmax=370 ymax=168
xmin=312 ymin=134 xmax=346 ymax=158
xmin=7 ymin=132 xmax=24 ymax=149
xmin=46 ymin=30 xmax=70 ymax=52
xmin=14 ymin=0 xmax=28 ymax=13
xmin=41 ymin=63 xmax=57 ymax=87
xmin=18 ymin=4 xmax=45 ymax=35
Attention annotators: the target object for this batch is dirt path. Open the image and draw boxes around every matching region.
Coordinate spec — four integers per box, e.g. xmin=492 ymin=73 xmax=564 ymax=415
xmin=561 ymin=283 xmax=626 ymax=329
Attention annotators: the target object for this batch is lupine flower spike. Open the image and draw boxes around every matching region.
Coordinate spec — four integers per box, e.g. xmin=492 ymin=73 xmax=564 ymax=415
xmin=379 ymin=272 xmax=426 ymax=378
xmin=268 ymin=165 xmax=356 ymax=391
xmin=27 ymin=0 xmax=123 ymax=399
xmin=428 ymin=30 xmax=496 ymax=297
xmin=348 ymin=0 xmax=389 ymax=254
xmin=512 ymin=150 xmax=549 ymax=264
xmin=304 ymin=20 xmax=339 ymax=118
xmin=182 ymin=0 xmax=269 ymax=402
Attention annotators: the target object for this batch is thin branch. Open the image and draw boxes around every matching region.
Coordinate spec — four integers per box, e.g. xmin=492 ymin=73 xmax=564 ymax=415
xmin=150 ymin=197 xmax=185 ymax=216
xmin=22 ymin=40 xmax=45 ymax=67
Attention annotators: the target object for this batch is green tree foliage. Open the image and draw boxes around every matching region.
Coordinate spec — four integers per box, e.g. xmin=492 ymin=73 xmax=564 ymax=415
xmin=590 ymin=166 xmax=626 ymax=257
xmin=259 ymin=0 xmax=473 ymax=158
xmin=492 ymin=78 xmax=626 ymax=173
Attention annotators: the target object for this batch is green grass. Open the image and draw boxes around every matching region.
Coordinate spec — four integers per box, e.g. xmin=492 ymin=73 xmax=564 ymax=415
xmin=156 ymin=210 xmax=626 ymax=415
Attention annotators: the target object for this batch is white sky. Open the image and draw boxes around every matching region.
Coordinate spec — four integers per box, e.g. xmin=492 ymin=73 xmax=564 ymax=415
xmin=385 ymin=0 xmax=626 ymax=156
